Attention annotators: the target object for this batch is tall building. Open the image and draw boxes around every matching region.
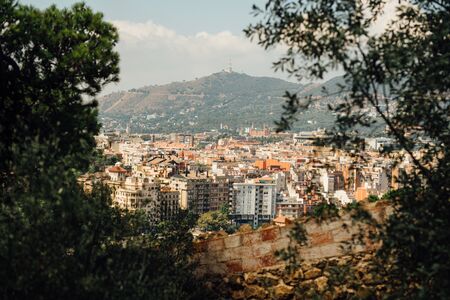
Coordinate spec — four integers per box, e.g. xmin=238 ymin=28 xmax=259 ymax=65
xmin=209 ymin=176 xmax=234 ymax=211
xmin=113 ymin=176 xmax=179 ymax=224
xmin=232 ymin=177 xmax=277 ymax=227
xmin=148 ymin=188 xmax=180 ymax=224
xmin=114 ymin=176 xmax=159 ymax=211
xmin=169 ymin=175 xmax=211 ymax=215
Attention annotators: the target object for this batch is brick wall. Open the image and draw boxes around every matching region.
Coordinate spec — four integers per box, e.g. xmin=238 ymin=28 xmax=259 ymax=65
xmin=195 ymin=201 xmax=391 ymax=275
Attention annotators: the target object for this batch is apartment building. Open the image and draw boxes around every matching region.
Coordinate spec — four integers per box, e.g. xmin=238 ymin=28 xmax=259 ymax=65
xmin=148 ymin=188 xmax=180 ymax=224
xmin=169 ymin=175 xmax=211 ymax=215
xmin=232 ymin=177 xmax=277 ymax=227
xmin=114 ymin=176 xmax=159 ymax=211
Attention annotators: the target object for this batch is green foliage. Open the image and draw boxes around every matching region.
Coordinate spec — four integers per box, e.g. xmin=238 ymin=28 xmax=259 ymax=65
xmin=89 ymin=150 xmax=120 ymax=173
xmin=98 ymin=72 xmax=347 ymax=133
xmin=381 ymin=189 xmax=402 ymax=201
xmin=197 ymin=205 xmax=235 ymax=233
xmin=0 ymin=2 xmax=206 ymax=299
xmin=247 ymin=0 xmax=450 ymax=298
xmin=311 ymin=202 xmax=339 ymax=222
xmin=0 ymin=1 xmax=119 ymax=177
xmin=367 ymin=194 xmax=379 ymax=203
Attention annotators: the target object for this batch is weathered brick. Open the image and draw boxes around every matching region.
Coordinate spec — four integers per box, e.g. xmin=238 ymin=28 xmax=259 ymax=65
xmin=260 ymin=226 xmax=280 ymax=241
xmin=309 ymin=231 xmax=333 ymax=246
xmin=226 ymin=259 xmax=243 ymax=273
xmin=242 ymin=257 xmax=261 ymax=271
xmin=331 ymin=225 xmax=356 ymax=243
xmin=252 ymin=242 xmax=272 ymax=257
xmin=224 ymin=234 xmax=242 ymax=249
xmin=193 ymin=240 xmax=208 ymax=253
xmin=206 ymin=262 xmax=227 ymax=274
xmin=271 ymin=237 xmax=291 ymax=252
xmin=259 ymin=254 xmax=278 ymax=268
xmin=197 ymin=252 xmax=216 ymax=265
xmin=317 ymin=243 xmax=343 ymax=258
xmin=195 ymin=265 xmax=208 ymax=277
xmin=353 ymin=244 xmax=367 ymax=253
xmin=300 ymin=243 xmax=342 ymax=261
xmin=207 ymin=238 xmax=225 ymax=252
xmin=279 ymin=226 xmax=292 ymax=239
xmin=300 ymin=248 xmax=322 ymax=261
xmin=220 ymin=246 xmax=252 ymax=262
xmin=305 ymin=220 xmax=343 ymax=234
xmin=242 ymin=231 xmax=262 ymax=246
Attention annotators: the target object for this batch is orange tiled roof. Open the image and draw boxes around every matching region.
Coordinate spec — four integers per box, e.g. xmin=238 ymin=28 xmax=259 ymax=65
xmin=108 ymin=165 xmax=127 ymax=173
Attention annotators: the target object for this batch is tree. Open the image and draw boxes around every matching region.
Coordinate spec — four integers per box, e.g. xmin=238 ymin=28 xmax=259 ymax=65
xmin=367 ymin=194 xmax=379 ymax=203
xmin=246 ymin=0 xmax=449 ymax=298
xmin=89 ymin=149 xmax=120 ymax=173
xmin=0 ymin=2 xmax=206 ymax=299
xmin=197 ymin=204 xmax=234 ymax=233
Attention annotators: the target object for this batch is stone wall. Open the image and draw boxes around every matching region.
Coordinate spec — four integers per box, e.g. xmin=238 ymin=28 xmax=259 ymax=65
xmin=195 ymin=201 xmax=391 ymax=276
xmin=206 ymin=252 xmax=390 ymax=299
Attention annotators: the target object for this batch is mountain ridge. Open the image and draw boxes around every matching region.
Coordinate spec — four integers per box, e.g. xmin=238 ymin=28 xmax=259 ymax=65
xmin=98 ymin=71 xmax=345 ymax=133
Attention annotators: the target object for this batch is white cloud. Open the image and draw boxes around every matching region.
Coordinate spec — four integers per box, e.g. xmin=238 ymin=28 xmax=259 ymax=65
xmin=103 ymin=20 xmax=289 ymax=94
xmin=370 ymin=0 xmax=399 ymax=35
xmin=100 ymin=2 xmax=403 ymax=95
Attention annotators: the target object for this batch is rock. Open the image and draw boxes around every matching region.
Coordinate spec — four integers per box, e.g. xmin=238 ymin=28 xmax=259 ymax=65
xmin=292 ymin=269 xmax=304 ymax=280
xmin=227 ymin=274 xmax=244 ymax=290
xmin=333 ymin=286 xmax=344 ymax=297
xmin=204 ymin=281 xmax=213 ymax=290
xmin=216 ymin=230 xmax=228 ymax=237
xmin=256 ymin=272 xmax=280 ymax=287
xmin=323 ymin=291 xmax=333 ymax=300
xmin=337 ymin=256 xmax=353 ymax=266
xmin=314 ymin=276 xmax=328 ymax=293
xmin=327 ymin=257 xmax=340 ymax=266
xmin=363 ymin=272 xmax=383 ymax=285
xmin=299 ymin=279 xmax=314 ymax=290
xmin=315 ymin=260 xmax=327 ymax=269
xmin=269 ymin=268 xmax=284 ymax=277
xmin=304 ymin=267 xmax=322 ymax=280
xmin=271 ymin=282 xmax=294 ymax=300
xmin=231 ymin=290 xmax=245 ymax=300
xmin=356 ymin=261 xmax=371 ymax=272
xmin=356 ymin=286 xmax=375 ymax=299
xmin=362 ymin=253 xmax=373 ymax=262
xmin=244 ymin=284 xmax=267 ymax=299
xmin=244 ymin=272 xmax=258 ymax=284
xmin=300 ymin=262 xmax=312 ymax=272
xmin=197 ymin=233 xmax=208 ymax=240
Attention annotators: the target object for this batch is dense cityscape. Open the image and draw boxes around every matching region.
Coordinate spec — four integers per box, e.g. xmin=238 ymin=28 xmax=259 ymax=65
xmin=80 ymin=127 xmax=401 ymax=230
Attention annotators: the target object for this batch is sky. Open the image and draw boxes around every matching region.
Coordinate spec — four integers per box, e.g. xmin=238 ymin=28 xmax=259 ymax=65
xmin=20 ymin=1 xmax=396 ymax=94
xmin=20 ymin=0 xmax=291 ymax=94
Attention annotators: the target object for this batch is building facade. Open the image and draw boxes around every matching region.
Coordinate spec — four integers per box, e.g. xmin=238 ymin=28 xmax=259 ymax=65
xmin=232 ymin=177 xmax=277 ymax=227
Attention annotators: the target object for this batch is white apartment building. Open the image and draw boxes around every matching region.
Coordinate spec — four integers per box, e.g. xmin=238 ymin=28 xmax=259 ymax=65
xmin=232 ymin=177 xmax=277 ymax=227
xmin=114 ymin=176 xmax=159 ymax=211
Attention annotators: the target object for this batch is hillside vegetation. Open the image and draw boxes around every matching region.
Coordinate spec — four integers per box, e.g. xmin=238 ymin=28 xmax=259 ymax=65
xmin=98 ymin=71 xmax=351 ymax=133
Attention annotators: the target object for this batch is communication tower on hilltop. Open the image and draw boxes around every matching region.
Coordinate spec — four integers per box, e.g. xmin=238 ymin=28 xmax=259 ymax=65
xmin=224 ymin=59 xmax=233 ymax=73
